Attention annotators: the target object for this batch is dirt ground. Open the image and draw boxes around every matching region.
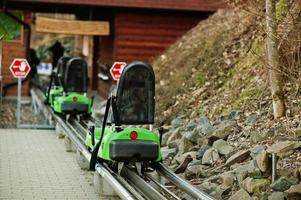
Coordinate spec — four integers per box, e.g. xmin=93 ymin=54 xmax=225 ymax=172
xmin=0 ymin=99 xmax=45 ymax=128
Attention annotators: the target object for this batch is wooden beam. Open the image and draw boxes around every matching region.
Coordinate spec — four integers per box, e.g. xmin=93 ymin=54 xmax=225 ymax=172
xmin=35 ymin=16 xmax=110 ymax=36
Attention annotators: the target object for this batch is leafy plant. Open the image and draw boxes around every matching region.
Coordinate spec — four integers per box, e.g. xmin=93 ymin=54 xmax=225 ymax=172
xmin=0 ymin=11 xmax=22 ymax=40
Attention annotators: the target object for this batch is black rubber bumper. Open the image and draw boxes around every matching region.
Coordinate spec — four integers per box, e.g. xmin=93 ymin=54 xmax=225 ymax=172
xmin=61 ymin=101 xmax=89 ymax=114
xmin=110 ymin=140 xmax=159 ymax=162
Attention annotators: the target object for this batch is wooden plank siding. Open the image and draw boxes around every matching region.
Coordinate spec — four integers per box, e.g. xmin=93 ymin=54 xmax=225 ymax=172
xmin=96 ymin=11 xmax=206 ymax=97
xmin=8 ymin=0 xmax=226 ymax=12
xmin=113 ymin=12 xmax=204 ymax=62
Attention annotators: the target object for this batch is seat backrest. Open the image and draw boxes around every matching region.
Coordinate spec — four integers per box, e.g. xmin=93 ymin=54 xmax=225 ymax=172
xmin=64 ymin=57 xmax=88 ymax=93
xmin=113 ymin=61 xmax=155 ymax=125
xmin=54 ymin=56 xmax=70 ymax=86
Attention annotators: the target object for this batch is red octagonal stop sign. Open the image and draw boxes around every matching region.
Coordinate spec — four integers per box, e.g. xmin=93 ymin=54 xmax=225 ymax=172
xmin=110 ymin=62 xmax=127 ymax=81
xmin=9 ymin=58 xmax=31 ymax=78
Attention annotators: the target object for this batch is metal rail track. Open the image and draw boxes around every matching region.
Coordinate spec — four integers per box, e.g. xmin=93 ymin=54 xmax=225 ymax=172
xmin=31 ymin=88 xmax=214 ymax=200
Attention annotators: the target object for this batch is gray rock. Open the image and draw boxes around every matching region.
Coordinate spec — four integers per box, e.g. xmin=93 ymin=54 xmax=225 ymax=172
xmin=220 ymin=111 xmax=238 ymax=121
xmin=166 ymin=127 xmax=182 ymax=145
xmin=227 ymin=110 xmax=241 ymax=120
xmin=232 ymin=163 xmax=249 ymax=186
xmin=255 ymin=150 xmax=271 ymax=173
xmin=185 ymin=164 xmax=206 ymax=179
xmin=161 ymin=130 xmax=172 ymax=146
xmin=167 ymin=139 xmax=180 ymax=149
xmin=184 ymin=129 xmax=199 ymax=143
xmin=228 ymin=189 xmax=252 ymax=200
xmin=271 ymin=176 xmax=296 ymax=191
xmin=248 ymin=160 xmax=262 ymax=178
xmin=188 ymin=160 xmax=202 ymax=167
xmin=246 ymin=114 xmax=258 ymax=125
xmin=285 ymin=184 xmax=301 ymax=199
xmin=219 ymin=172 xmax=235 ymax=188
xmin=188 ymin=145 xmax=200 ymax=152
xmin=241 ymin=177 xmax=270 ymax=194
xmin=196 ymin=144 xmax=211 ymax=160
xmin=178 ymin=136 xmax=194 ymax=154
xmin=197 ymin=137 xmax=210 ymax=146
xmin=213 ymin=139 xmax=233 ymax=156
xmin=293 ymin=128 xmax=301 ymax=139
xmin=250 ymin=145 xmax=266 ymax=158
xmin=199 ymin=181 xmax=218 ymax=194
xmin=267 ymin=141 xmax=301 ymax=158
xmin=211 ymin=120 xmax=237 ymax=140
xmin=268 ymin=192 xmax=285 ymax=200
xmin=202 ymin=147 xmax=220 ymax=165
xmin=171 ymin=117 xmax=184 ymax=129
xmin=161 ymin=147 xmax=177 ymax=160
xmin=186 ymin=121 xmax=198 ymax=131
xmin=196 ymin=117 xmax=214 ymax=135
xmin=250 ymin=131 xmax=272 ymax=144
xmin=210 ymin=184 xmax=231 ymax=200
xmin=198 ymin=116 xmax=211 ymax=125
xmin=226 ymin=149 xmax=250 ymax=166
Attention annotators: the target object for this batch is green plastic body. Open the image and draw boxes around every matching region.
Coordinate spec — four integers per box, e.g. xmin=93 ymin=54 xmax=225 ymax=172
xmin=47 ymin=85 xmax=92 ymax=114
xmin=85 ymin=127 xmax=162 ymax=162
xmin=48 ymin=86 xmax=63 ymax=106
xmin=52 ymin=92 xmax=92 ymax=114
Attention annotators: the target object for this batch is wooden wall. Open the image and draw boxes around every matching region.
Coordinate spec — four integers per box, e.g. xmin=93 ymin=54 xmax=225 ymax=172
xmin=96 ymin=11 xmax=206 ymax=97
xmin=114 ymin=12 xmax=204 ymax=62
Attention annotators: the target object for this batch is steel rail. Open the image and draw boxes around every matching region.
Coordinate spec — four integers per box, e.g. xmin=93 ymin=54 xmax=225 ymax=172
xmin=67 ymin=118 xmax=87 ymax=141
xmin=145 ymin=173 xmax=181 ymax=200
xmin=32 ymin=87 xmax=214 ymax=200
xmin=95 ymin=164 xmax=136 ymax=200
xmin=56 ymin=117 xmax=137 ymax=200
xmin=153 ymin=163 xmax=215 ymax=200
xmin=121 ymin=167 xmax=168 ymax=200
xmin=31 ymin=88 xmax=136 ymax=200
xmin=114 ymin=174 xmax=145 ymax=200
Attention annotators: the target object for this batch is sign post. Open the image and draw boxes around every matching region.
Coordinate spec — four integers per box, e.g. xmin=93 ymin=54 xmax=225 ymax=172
xmin=9 ymin=58 xmax=31 ymax=128
xmin=110 ymin=62 xmax=127 ymax=81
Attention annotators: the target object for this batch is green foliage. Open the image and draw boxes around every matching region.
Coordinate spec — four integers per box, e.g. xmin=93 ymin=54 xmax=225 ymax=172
xmin=36 ymin=39 xmax=74 ymax=60
xmin=219 ymin=37 xmax=264 ymax=114
xmin=36 ymin=44 xmax=51 ymax=60
xmin=276 ymin=0 xmax=288 ymax=20
xmin=196 ymin=71 xmax=206 ymax=86
xmin=230 ymin=87 xmax=261 ymax=111
xmin=0 ymin=11 xmax=22 ymax=40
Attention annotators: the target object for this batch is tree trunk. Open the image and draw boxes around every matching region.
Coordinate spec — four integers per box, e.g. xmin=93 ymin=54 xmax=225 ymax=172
xmin=266 ymin=0 xmax=285 ymax=118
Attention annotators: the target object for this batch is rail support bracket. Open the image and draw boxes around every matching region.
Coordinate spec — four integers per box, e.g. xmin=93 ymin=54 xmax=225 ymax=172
xmin=64 ymin=135 xmax=76 ymax=152
xmin=76 ymin=149 xmax=89 ymax=170
xmin=55 ymin=123 xmax=65 ymax=139
xmin=93 ymin=171 xmax=119 ymax=197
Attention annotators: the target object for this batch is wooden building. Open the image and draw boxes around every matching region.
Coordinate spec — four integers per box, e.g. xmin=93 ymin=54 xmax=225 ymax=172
xmin=2 ymin=0 xmax=225 ymax=97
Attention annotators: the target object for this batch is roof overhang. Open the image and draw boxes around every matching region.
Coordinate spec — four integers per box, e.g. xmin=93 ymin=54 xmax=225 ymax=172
xmin=3 ymin=0 xmax=226 ymax=12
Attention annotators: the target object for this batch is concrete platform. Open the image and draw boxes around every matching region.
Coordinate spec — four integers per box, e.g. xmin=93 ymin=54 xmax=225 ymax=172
xmin=0 ymin=129 xmax=113 ymax=200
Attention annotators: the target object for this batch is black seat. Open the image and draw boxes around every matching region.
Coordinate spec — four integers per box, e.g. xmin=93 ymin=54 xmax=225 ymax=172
xmin=63 ymin=57 xmax=88 ymax=94
xmin=113 ymin=61 xmax=155 ymax=125
xmin=55 ymin=56 xmax=70 ymax=87
xmin=89 ymin=61 xmax=157 ymax=168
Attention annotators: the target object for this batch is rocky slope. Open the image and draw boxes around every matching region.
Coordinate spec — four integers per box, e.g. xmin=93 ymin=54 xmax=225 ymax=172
xmin=153 ymin=2 xmax=301 ymax=199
